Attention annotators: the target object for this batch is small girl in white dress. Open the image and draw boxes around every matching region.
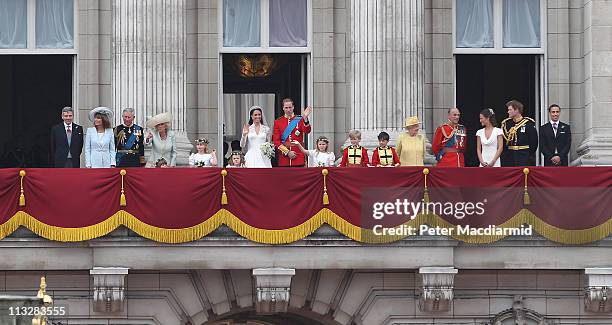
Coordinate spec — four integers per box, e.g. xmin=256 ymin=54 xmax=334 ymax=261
xmin=476 ymin=108 xmax=504 ymax=167
xmin=226 ymin=151 xmax=245 ymax=168
xmin=293 ymin=136 xmax=336 ymax=167
xmin=189 ymin=138 xmax=217 ymax=167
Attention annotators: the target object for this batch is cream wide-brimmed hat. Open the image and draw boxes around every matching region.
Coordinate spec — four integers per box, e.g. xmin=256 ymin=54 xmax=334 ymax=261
xmin=146 ymin=112 xmax=173 ymax=128
xmin=88 ymin=107 xmax=114 ymax=122
xmin=404 ymin=116 xmax=421 ymax=128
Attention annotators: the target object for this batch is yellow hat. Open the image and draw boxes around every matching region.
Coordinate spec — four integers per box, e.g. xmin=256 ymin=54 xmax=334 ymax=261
xmin=404 ymin=116 xmax=420 ymax=128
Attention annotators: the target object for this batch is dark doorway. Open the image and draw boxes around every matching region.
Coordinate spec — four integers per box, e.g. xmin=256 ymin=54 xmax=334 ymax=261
xmin=0 ymin=55 xmax=73 ymax=167
xmin=222 ymin=53 xmax=307 ymax=166
xmin=456 ymin=54 xmax=538 ymax=167
xmin=223 ymin=53 xmax=306 ymax=118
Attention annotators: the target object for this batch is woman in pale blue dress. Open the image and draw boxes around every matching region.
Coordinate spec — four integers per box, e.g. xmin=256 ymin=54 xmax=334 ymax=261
xmin=85 ymin=107 xmax=116 ymax=168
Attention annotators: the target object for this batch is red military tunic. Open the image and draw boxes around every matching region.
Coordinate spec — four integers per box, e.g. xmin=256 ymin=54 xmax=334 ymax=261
xmin=272 ymin=114 xmax=311 ymax=167
xmin=432 ymin=122 xmax=467 ymax=167
xmin=340 ymin=145 xmax=369 ymax=167
xmin=371 ymin=146 xmax=400 ymax=167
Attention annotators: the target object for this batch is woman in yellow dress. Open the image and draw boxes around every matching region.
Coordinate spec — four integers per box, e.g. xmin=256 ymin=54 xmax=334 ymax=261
xmin=396 ymin=116 xmax=425 ymax=166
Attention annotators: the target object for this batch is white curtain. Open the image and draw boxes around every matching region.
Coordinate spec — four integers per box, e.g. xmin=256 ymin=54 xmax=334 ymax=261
xmin=456 ymin=0 xmax=493 ymax=48
xmin=269 ymin=0 xmax=307 ymax=47
xmin=223 ymin=93 xmax=275 ymax=142
xmin=503 ymin=0 xmax=540 ymax=47
xmin=223 ymin=0 xmax=260 ymax=47
xmin=0 ymin=0 xmax=27 ymax=49
xmin=36 ymin=0 xmax=74 ymax=49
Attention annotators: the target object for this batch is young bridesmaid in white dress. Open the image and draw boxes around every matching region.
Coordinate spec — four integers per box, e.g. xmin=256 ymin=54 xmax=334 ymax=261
xmin=293 ymin=136 xmax=336 ymax=167
xmin=476 ymin=108 xmax=504 ymax=167
xmin=188 ymin=138 xmax=217 ymax=167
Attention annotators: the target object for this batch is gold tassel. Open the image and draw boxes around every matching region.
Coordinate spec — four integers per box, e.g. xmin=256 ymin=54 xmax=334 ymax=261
xmin=221 ymin=170 xmax=228 ymax=205
xmin=18 ymin=170 xmax=26 ymax=207
xmin=422 ymin=168 xmax=430 ymax=203
xmin=523 ymin=168 xmax=530 ymax=205
xmin=322 ymin=169 xmax=329 ymax=205
xmin=119 ymin=169 xmax=127 ymax=207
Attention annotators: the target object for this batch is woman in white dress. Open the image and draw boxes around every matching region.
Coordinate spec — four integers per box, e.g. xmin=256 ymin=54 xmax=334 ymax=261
xmin=189 ymin=138 xmax=217 ymax=167
xmin=292 ymin=136 xmax=336 ymax=167
xmin=240 ymin=106 xmax=272 ymax=168
xmin=145 ymin=112 xmax=177 ymax=167
xmin=476 ymin=108 xmax=503 ymax=167
xmin=85 ymin=107 xmax=116 ymax=168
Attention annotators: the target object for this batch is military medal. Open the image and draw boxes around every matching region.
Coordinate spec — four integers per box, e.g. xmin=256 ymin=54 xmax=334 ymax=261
xmin=295 ymin=130 xmax=300 ymax=136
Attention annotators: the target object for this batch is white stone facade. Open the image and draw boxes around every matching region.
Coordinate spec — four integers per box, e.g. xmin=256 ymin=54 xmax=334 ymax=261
xmin=72 ymin=0 xmax=612 ymax=164
xmin=2 ymin=0 xmax=612 ymax=323
xmin=3 ymin=234 xmax=612 ymax=324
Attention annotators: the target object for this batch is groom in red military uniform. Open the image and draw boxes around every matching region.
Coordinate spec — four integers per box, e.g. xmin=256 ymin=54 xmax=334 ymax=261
xmin=273 ymin=98 xmax=312 ymax=167
xmin=432 ymin=107 xmax=467 ymax=167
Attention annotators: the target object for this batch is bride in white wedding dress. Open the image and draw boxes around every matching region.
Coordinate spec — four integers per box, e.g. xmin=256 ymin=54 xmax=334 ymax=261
xmin=240 ymin=106 xmax=272 ymax=168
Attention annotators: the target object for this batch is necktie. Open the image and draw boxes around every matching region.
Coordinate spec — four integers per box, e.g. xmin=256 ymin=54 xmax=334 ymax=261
xmin=66 ymin=125 xmax=72 ymax=146
xmin=552 ymin=123 xmax=557 ymax=136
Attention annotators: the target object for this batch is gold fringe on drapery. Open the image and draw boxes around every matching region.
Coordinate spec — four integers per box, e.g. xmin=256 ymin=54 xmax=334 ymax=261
xmin=2 ymin=209 xmax=612 ymax=245
xmin=18 ymin=170 xmax=26 ymax=207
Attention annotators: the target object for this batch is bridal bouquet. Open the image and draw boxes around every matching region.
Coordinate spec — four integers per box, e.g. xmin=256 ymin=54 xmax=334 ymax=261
xmin=260 ymin=142 xmax=275 ymax=159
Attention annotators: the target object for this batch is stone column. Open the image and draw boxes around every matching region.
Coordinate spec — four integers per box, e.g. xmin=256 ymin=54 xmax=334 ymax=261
xmin=112 ymin=0 xmax=191 ymax=164
xmin=573 ymin=1 xmax=612 ymax=165
xmin=349 ymin=0 xmax=426 ymax=150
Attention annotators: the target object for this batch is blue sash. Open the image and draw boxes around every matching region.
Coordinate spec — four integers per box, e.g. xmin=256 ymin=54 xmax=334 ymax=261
xmin=435 ymin=135 xmax=456 ymax=162
xmin=123 ymin=125 xmax=141 ymax=149
xmin=281 ymin=116 xmax=302 ymax=142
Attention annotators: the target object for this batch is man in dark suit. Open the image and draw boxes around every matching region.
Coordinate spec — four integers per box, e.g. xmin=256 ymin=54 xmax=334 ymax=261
xmin=539 ymin=104 xmax=571 ymax=166
xmin=50 ymin=107 xmax=84 ymax=168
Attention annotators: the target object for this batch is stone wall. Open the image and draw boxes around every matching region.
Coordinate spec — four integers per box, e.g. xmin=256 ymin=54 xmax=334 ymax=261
xmin=1 ymin=269 xmax=609 ymax=325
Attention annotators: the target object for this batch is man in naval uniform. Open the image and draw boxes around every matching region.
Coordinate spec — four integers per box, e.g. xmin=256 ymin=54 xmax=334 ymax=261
xmin=501 ymin=100 xmax=538 ymax=166
xmin=114 ymin=108 xmax=145 ymax=167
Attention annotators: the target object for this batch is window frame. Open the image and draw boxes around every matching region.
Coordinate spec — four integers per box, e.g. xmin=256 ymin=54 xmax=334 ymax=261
xmin=0 ymin=0 xmax=78 ymax=55
xmin=218 ymin=0 xmax=312 ymax=54
xmin=452 ymin=0 xmax=546 ymax=54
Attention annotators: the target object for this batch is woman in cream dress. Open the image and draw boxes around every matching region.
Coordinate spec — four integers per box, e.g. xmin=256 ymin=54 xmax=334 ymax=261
xmin=396 ymin=116 xmax=425 ymax=166
xmin=145 ymin=112 xmax=177 ymax=167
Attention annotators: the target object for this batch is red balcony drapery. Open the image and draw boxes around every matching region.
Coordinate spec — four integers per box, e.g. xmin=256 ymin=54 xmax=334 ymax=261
xmin=1 ymin=167 xmax=611 ymax=244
